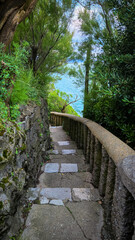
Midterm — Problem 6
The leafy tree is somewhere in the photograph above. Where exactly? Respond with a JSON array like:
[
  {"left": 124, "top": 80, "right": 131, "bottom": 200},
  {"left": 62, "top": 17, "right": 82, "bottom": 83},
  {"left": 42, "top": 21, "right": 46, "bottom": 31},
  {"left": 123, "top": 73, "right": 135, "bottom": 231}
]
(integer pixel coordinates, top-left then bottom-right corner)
[
  {"left": 13, "top": 0, "right": 74, "bottom": 75},
  {"left": 48, "top": 84, "right": 79, "bottom": 116},
  {"left": 68, "top": 6, "right": 100, "bottom": 113},
  {"left": 82, "top": 0, "right": 135, "bottom": 147}
]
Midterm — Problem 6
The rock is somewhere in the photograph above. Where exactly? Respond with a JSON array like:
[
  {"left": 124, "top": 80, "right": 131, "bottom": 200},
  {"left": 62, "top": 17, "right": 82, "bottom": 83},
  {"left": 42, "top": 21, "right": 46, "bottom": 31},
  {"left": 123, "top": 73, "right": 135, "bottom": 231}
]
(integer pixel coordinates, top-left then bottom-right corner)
[
  {"left": 49, "top": 199, "right": 64, "bottom": 206},
  {"left": 0, "top": 99, "right": 50, "bottom": 239}
]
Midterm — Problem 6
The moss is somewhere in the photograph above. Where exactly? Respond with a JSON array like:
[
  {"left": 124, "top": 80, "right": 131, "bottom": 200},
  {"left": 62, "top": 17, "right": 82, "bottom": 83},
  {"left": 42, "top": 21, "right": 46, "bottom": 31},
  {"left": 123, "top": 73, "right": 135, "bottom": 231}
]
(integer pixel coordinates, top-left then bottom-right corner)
[
  {"left": 0, "top": 201, "right": 3, "bottom": 209},
  {"left": 0, "top": 183, "right": 5, "bottom": 190},
  {"left": 2, "top": 177, "right": 9, "bottom": 184},
  {"left": 19, "top": 143, "right": 26, "bottom": 151},
  {"left": 34, "top": 199, "right": 40, "bottom": 204},
  {"left": 0, "top": 216, "right": 4, "bottom": 226},
  {"left": 0, "top": 122, "right": 5, "bottom": 136},
  {"left": 9, "top": 137, "right": 14, "bottom": 144},
  {"left": 3, "top": 149, "right": 8, "bottom": 158},
  {"left": 0, "top": 156, "right": 3, "bottom": 162},
  {"left": 13, "top": 176, "right": 18, "bottom": 184}
]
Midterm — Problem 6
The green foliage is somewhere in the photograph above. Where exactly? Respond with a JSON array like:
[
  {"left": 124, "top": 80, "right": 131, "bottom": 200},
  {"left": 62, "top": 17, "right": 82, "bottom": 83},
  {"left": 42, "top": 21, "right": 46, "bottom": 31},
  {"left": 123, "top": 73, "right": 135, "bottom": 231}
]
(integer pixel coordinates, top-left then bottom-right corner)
[
  {"left": 71, "top": 0, "right": 135, "bottom": 147},
  {"left": 48, "top": 85, "right": 79, "bottom": 116},
  {"left": 0, "top": 42, "right": 39, "bottom": 124},
  {"left": 13, "top": 0, "right": 74, "bottom": 77},
  {"left": 0, "top": 100, "right": 8, "bottom": 120}
]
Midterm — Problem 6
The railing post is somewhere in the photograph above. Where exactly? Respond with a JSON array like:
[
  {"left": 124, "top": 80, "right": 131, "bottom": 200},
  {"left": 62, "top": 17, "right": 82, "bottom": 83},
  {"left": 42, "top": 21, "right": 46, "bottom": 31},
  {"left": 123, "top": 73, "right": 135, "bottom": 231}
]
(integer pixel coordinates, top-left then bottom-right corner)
[
  {"left": 101, "top": 158, "right": 116, "bottom": 239},
  {"left": 86, "top": 130, "right": 91, "bottom": 163},
  {"left": 89, "top": 133, "right": 95, "bottom": 172},
  {"left": 72, "top": 120, "right": 76, "bottom": 141},
  {"left": 83, "top": 125, "right": 88, "bottom": 157},
  {"left": 74, "top": 121, "right": 78, "bottom": 144},
  {"left": 77, "top": 122, "right": 81, "bottom": 149},
  {"left": 80, "top": 123, "right": 84, "bottom": 149},
  {"left": 99, "top": 146, "right": 109, "bottom": 197},
  {"left": 111, "top": 170, "right": 135, "bottom": 240},
  {"left": 92, "top": 138, "right": 102, "bottom": 188}
]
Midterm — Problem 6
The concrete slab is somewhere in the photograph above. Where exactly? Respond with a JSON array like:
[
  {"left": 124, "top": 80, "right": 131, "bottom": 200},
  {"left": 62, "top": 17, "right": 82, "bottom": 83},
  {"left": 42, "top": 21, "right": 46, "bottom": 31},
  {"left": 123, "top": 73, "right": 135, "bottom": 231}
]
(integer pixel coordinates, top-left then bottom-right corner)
[
  {"left": 52, "top": 150, "right": 59, "bottom": 154},
  {"left": 44, "top": 163, "right": 59, "bottom": 173},
  {"left": 66, "top": 201, "right": 103, "bottom": 240},
  {"left": 50, "top": 128, "right": 71, "bottom": 142},
  {"left": 21, "top": 205, "right": 87, "bottom": 240},
  {"left": 40, "top": 188, "right": 72, "bottom": 201},
  {"left": 50, "top": 199, "right": 64, "bottom": 206},
  {"left": 50, "top": 126, "right": 62, "bottom": 129},
  {"left": 38, "top": 172, "right": 92, "bottom": 188},
  {"left": 58, "top": 141, "right": 70, "bottom": 146},
  {"left": 62, "top": 149, "right": 76, "bottom": 155},
  {"left": 72, "top": 188, "right": 100, "bottom": 201},
  {"left": 49, "top": 154, "right": 85, "bottom": 163},
  {"left": 60, "top": 163, "right": 78, "bottom": 173}
]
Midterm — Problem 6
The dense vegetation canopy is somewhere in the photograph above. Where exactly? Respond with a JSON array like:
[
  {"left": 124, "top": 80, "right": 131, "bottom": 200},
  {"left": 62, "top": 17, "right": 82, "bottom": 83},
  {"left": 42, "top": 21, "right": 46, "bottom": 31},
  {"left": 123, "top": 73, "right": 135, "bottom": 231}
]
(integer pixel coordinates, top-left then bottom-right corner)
[{"left": 0, "top": 0, "right": 135, "bottom": 147}]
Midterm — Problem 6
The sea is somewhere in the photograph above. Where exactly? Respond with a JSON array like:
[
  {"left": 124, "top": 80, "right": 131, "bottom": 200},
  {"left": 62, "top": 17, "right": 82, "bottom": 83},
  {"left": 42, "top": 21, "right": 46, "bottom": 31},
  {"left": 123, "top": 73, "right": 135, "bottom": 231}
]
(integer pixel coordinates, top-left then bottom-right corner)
[{"left": 55, "top": 73, "right": 84, "bottom": 116}]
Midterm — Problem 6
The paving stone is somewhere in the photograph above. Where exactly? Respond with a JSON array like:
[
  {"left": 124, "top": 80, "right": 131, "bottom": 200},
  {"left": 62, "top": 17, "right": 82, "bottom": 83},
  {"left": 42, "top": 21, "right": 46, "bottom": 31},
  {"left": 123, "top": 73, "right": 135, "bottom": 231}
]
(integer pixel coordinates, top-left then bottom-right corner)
[
  {"left": 50, "top": 199, "right": 64, "bottom": 206},
  {"left": 52, "top": 150, "right": 59, "bottom": 154},
  {"left": 50, "top": 126, "right": 62, "bottom": 129},
  {"left": 72, "top": 187, "right": 100, "bottom": 202},
  {"left": 21, "top": 205, "right": 87, "bottom": 240},
  {"left": 66, "top": 201, "right": 103, "bottom": 240},
  {"left": 27, "top": 187, "right": 40, "bottom": 201},
  {"left": 60, "top": 163, "right": 78, "bottom": 173},
  {"left": 39, "top": 196, "right": 49, "bottom": 204},
  {"left": 49, "top": 158, "right": 89, "bottom": 171},
  {"left": 53, "top": 141, "right": 77, "bottom": 151},
  {"left": 44, "top": 163, "right": 59, "bottom": 173},
  {"left": 58, "top": 141, "right": 70, "bottom": 146},
  {"left": 72, "top": 188, "right": 91, "bottom": 201},
  {"left": 62, "top": 149, "right": 76, "bottom": 155},
  {"left": 40, "top": 188, "right": 72, "bottom": 201}
]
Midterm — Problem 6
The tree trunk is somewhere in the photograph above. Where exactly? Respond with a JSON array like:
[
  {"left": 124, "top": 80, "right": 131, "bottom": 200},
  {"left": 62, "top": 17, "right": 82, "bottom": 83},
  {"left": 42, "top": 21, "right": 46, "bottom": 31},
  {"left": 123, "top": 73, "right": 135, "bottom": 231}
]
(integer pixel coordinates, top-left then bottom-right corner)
[
  {"left": 83, "top": 46, "right": 91, "bottom": 115},
  {"left": 0, "top": 0, "right": 38, "bottom": 47}
]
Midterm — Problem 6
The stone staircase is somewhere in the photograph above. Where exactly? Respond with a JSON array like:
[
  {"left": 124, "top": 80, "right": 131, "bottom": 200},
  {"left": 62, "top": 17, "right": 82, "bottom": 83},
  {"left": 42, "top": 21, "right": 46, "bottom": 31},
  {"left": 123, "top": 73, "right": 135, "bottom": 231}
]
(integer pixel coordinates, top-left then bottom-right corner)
[{"left": 21, "top": 126, "right": 103, "bottom": 240}]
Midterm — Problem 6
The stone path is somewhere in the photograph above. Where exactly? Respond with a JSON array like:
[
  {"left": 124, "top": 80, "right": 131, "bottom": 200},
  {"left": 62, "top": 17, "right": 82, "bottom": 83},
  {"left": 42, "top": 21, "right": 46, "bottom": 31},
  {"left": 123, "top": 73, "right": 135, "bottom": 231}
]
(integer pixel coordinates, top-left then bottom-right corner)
[{"left": 21, "top": 126, "right": 103, "bottom": 240}]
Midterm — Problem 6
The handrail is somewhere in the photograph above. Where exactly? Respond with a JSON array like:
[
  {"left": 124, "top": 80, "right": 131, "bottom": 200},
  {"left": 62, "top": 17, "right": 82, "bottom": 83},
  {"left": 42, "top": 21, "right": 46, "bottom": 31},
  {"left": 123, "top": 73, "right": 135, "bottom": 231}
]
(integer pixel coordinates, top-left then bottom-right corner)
[
  {"left": 50, "top": 111, "right": 135, "bottom": 239},
  {"left": 51, "top": 112, "right": 135, "bottom": 166}
]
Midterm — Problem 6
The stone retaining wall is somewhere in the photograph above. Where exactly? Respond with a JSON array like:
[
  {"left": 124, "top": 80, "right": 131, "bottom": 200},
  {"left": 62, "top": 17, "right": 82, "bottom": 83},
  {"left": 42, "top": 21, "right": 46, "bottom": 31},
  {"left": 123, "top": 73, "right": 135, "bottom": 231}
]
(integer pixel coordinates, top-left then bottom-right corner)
[
  {"left": 0, "top": 100, "right": 50, "bottom": 239},
  {"left": 50, "top": 112, "right": 135, "bottom": 240}
]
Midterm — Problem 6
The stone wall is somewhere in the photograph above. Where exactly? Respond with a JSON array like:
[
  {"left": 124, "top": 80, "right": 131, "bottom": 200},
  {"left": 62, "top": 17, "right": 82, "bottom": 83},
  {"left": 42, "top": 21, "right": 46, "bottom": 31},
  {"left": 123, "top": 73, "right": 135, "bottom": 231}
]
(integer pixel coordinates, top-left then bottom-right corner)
[{"left": 0, "top": 99, "right": 50, "bottom": 239}]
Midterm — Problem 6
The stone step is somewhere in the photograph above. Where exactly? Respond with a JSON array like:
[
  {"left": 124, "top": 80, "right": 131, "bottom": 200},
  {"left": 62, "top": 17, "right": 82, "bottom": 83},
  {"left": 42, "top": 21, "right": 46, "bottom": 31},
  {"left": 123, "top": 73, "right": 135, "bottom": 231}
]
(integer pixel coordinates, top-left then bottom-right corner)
[
  {"left": 21, "top": 202, "right": 103, "bottom": 240},
  {"left": 50, "top": 127, "right": 71, "bottom": 141},
  {"left": 20, "top": 125, "right": 104, "bottom": 240},
  {"left": 44, "top": 161, "right": 90, "bottom": 172},
  {"left": 52, "top": 141, "right": 77, "bottom": 150},
  {"left": 38, "top": 172, "right": 93, "bottom": 188},
  {"left": 27, "top": 187, "right": 100, "bottom": 203},
  {"left": 49, "top": 154, "right": 85, "bottom": 163},
  {"left": 44, "top": 163, "right": 78, "bottom": 173},
  {"left": 48, "top": 149, "right": 84, "bottom": 155}
]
